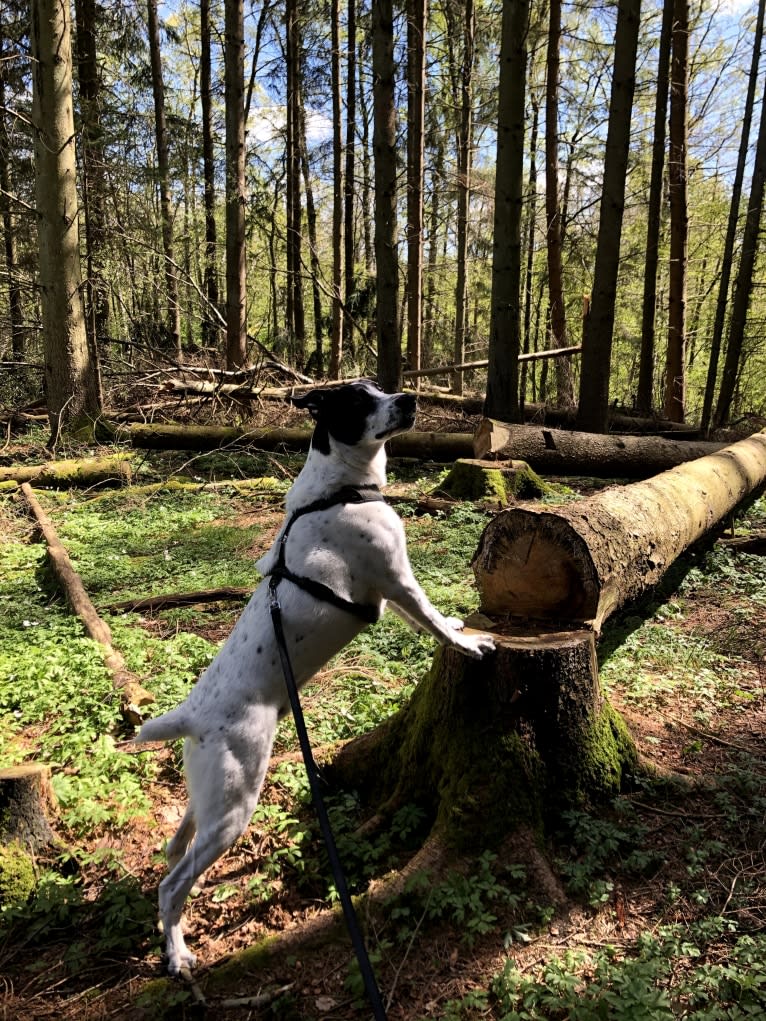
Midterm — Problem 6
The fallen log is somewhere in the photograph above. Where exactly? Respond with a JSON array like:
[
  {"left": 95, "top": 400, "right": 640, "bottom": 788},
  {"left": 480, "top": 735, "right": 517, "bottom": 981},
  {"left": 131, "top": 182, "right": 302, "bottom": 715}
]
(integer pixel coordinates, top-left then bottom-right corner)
[
  {"left": 101, "top": 421, "right": 475, "bottom": 460},
  {"left": 18, "top": 484, "right": 154, "bottom": 722},
  {"left": 0, "top": 454, "right": 133, "bottom": 490},
  {"left": 472, "top": 430, "right": 766, "bottom": 631},
  {"left": 473, "top": 420, "right": 725, "bottom": 477},
  {"left": 402, "top": 345, "right": 583, "bottom": 380}
]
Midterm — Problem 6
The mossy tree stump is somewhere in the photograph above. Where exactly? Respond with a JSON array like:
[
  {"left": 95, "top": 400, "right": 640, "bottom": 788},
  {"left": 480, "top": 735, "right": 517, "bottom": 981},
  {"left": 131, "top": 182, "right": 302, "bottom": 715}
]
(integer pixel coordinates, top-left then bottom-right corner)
[
  {"left": 434, "top": 458, "right": 551, "bottom": 506},
  {"left": 327, "top": 626, "right": 637, "bottom": 853}
]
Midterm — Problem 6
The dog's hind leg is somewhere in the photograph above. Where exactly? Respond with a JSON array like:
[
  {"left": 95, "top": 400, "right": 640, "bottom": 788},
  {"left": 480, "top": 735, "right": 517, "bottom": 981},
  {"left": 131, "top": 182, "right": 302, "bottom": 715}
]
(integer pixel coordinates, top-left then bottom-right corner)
[
  {"left": 166, "top": 806, "right": 196, "bottom": 871},
  {"left": 159, "top": 813, "right": 253, "bottom": 974}
]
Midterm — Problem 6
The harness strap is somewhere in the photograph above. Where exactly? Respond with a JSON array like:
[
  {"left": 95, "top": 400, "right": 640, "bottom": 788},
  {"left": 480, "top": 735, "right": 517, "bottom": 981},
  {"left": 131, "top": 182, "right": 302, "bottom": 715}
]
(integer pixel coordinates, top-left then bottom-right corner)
[{"left": 265, "top": 484, "right": 385, "bottom": 623}]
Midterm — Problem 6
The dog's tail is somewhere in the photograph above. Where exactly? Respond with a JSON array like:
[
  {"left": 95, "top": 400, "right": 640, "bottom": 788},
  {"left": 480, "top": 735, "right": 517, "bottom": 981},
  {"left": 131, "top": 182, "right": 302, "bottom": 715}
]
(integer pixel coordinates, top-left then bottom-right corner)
[{"left": 134, "top": 706, "right": 191, "bottom": 744}]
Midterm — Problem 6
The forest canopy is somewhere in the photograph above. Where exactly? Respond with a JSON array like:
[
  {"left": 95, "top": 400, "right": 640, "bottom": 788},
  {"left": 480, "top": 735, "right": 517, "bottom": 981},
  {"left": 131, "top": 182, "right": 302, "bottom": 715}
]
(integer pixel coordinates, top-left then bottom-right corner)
[{"left": 0, "top": 0, "right": 764, "bottom": 433}]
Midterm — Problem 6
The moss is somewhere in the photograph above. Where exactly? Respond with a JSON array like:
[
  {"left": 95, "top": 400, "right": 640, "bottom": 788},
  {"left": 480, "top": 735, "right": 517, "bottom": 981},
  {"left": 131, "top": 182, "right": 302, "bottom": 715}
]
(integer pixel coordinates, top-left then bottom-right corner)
[
  {"left": 0, "top": 841, "right": 37, "bottom": 906},
  {"left": 553, "top": 701, "right": 638, "bottom": 810},
  {"left": 436, "top": 458, "right": 552, "bottom": 505}
]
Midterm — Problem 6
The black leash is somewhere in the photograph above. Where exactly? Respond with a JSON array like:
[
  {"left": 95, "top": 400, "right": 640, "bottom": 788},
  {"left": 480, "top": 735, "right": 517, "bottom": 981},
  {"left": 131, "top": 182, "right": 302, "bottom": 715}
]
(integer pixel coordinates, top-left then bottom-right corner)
[{"left": 267, "top": 487, "right": 388, "bottom": 1020}]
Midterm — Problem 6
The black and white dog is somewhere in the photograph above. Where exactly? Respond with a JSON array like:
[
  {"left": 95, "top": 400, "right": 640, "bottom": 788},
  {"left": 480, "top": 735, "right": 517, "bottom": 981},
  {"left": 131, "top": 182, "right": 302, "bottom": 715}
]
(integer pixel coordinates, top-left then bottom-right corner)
[{"left": 136, "top": 379, "right": 495, "bottom": 974}]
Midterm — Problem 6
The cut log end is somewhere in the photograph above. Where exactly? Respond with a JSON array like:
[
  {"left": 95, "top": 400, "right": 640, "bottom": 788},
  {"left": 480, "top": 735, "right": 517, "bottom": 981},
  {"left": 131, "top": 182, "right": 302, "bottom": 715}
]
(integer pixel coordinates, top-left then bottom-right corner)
[{"left": 472, "top": 508, "right": 600, "bottom": 623}]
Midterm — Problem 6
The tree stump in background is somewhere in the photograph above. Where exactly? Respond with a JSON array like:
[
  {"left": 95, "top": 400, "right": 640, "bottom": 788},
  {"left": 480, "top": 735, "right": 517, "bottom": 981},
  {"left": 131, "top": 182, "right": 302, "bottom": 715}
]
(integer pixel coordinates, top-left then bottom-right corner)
[{"left": 0, "top": 764, "right": 58, "bottom": 853}]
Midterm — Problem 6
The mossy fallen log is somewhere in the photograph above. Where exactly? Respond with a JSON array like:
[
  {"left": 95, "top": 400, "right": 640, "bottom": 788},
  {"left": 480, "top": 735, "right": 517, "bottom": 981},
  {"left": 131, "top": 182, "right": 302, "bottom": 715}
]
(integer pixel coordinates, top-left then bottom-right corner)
[
  {"left": 0, "top": 454, "right": 133, "bottom": 490},
  {"left": 18, "top": 484, "right": 155, "bottom": 722},
  {"left": 99, "top": 421, "right": 474, "bottom": 460}
]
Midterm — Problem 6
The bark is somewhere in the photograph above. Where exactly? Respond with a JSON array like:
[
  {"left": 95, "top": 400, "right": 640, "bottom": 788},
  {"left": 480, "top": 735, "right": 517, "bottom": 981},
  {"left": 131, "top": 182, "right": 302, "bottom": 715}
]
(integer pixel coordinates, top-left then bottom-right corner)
[
  {"left": 340, "top": 0, "right": 357, "bottom": 374},
  {"left": 473, "top": 419, "right": 723, "bottom": 477},
  {"left": 111, "top": 421, "right": 475, "bottom": 459},
  {"left": 200, "top": 0, "right": 220, "bottom": 346},
  {"left": 330, "top": 0, "right": 343, "bottom": 376},
  {"left": 0, "top": 765, "right": 58, "bottom": 853},
  {"left": 521, "top": 92, "right": 540, "bottom": 412},
  {"left": 713, "top": 18, "right": 766, "bottom": 429},
  {"left": 451, "top": 0, "right": 473, "bottom": 396},
  {"left": 702, "top": 0, "right": 765, "bottom": 433},
  {"left": 31, "top": 0, "right": 102, "bottom": 441},
  {"left": 0, "top": 40, "right": 24, "bottom": 359},
  {"left": 636, "top": 0, "right": 673, "bottom": 416},
  {"left": 147, "top": 0, "right": 181, "bottom": 356},
  {"left": 225, "top": 0, "right": 247, "bottom": 370},
  {"left": 576, "top": 0, "right": 641, "bottom": 433},
  {"left": 0, "top": 455, "right": 133, "bottom": 488},
  {"left": 19, "top": 483, "right": 155, "bottom": 721},
  {"left": 472, "top": 430, "right": 766, "bottom": 631},
  {"left": 663, "top": 0, "right": 688, "bottom": 423},
  {"left": 73, "top": 0, "right": 110, "bottom": 351},
  {"left": 372, "top": 0, "right": 401, "bottom": 391},
  {"left": 406, "top": 0, "right": 427, "bottom": 383},
  {"left": 285, "top": 0, "right": 305, "bottom": 368},
  {"left": 544, "top": 0, "right": 573, "bottom": 407},
  {"left": 328, "top": 627, "right": 636, "bottom": 848},
  {"left": 298, "top": 86, "right": 323, "bottom": 374},
  {"left": 485, "top": 0, "right": 528, "bottom": 422}
]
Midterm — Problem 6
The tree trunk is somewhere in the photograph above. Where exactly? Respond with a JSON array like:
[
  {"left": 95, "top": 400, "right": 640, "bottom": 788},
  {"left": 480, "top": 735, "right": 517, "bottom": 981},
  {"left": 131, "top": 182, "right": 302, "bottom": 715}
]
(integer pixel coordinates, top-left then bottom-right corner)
[
  {"left": 451, "top": 0, "right": 473, "bottom": 397},
  {"left": 484, "top": 0, "right": 529, "bottom": 422},
  {"left": 407, "top": 0, "right": 427, "bottom": 384},
  {"left": 636, "top": 0, "right": 673, "bottom": 416},
  {"left": 713, "top": 18, "right": 766, "bottom": 429},
  {"left": 225, "top": 0, "right": 247, "bottom": 370},
  {"left": 473, "top": 419, "right": 725, "bottom": 477},
  {"left": 73, "top": 0, "right": 110, "bottom": 350},
  {"left": 328, "top": 626, "right": 636, "bottom": 851},
  {"left": 702, "top": 0, "right": 765, "bottom": 433},
  {"left": 473, "top": 430, "right": 766, "bottom": 631},
  {"left": 0, "top": 41, "right": 24, "bottom": 360},
  {"left": 31, "top": 0, "right": 102, "bottom": 442},
  {"left": 521, "top": 93, "right": 540, "bottom": 413},
  {"left": 147, "top": 0, "right": 181, "bottom": 357},
  {"left": 330, "top": 0, "right": 343, "bottom": 377},
  {"left": 200, "top": 0, "right": 220, "bottom": 347},
  {"left": 663, "top": 0, "right": 688, "bottom": 423},
  {"left": 19, "top": 483, "right": 155, "bottom": 721},
  {"left": 544, "top": 0, "right": 573, "bottom": 408},
  {"left": 575, "top": 0, "right": 641, "bottom": 433},
  {"left": 340, "top": 0, "right": 357, "bottom": 373},
  {"left": 285, "top": 0, "right": 306, "bottom": 369},
  {"left": 372, "top": 0, "right": 401, "bottom": 391},
  {"left": 298, "top": 83, "right": 323, "bottom": 374}
]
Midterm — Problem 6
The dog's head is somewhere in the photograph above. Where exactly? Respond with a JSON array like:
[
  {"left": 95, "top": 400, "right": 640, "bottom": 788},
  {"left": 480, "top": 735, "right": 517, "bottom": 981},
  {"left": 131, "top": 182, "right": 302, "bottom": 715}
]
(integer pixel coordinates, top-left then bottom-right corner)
[{"left": 292, "top": 379, "right": 417, "bottom": 455}]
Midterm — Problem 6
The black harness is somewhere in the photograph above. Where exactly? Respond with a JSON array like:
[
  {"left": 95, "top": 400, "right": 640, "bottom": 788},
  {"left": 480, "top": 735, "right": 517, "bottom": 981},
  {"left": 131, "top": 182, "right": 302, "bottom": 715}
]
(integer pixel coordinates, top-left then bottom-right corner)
[
  {"left": 265, "top": 484, "right": 385, "bottom": 623},
  {"left": 267, "top": 484, "right": 388, "bottom": 1020}
]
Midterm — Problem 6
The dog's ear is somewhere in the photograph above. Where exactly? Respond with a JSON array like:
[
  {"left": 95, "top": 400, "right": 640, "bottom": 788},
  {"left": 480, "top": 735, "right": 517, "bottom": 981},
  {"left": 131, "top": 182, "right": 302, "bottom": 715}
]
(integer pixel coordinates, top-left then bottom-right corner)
[{"left": 291, "top": 388, "right": 326, "bottom": 420}]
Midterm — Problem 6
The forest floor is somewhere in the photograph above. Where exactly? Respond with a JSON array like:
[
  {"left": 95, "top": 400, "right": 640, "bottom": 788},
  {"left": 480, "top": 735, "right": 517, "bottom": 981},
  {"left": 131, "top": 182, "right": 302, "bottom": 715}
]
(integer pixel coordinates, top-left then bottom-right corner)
[{"left": 0, "top": 398, "right": 765, "bottom": 1020}]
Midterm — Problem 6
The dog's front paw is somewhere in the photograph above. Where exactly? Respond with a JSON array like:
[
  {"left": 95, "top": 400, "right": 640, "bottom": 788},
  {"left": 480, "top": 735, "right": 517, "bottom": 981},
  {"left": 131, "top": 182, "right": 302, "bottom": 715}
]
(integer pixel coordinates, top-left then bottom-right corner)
[
  {"left": 452, "top": 631, "right": 496, "bottom": 659},
  {"left": 445, "top": 616, "right": 465, "bottom": 631}
]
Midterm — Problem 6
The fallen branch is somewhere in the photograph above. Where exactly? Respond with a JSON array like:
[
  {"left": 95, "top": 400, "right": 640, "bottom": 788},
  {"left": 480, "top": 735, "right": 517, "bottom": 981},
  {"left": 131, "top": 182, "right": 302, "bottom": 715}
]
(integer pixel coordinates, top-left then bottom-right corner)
[
  {"left": 107, "top": 586, "right": 252, "bottom": 613},
  {"left": 18, "top": 484, "right": 154, "bottom": 722},
  {"left": 402, "top": 345, "right": 582, "bottom": 380}
]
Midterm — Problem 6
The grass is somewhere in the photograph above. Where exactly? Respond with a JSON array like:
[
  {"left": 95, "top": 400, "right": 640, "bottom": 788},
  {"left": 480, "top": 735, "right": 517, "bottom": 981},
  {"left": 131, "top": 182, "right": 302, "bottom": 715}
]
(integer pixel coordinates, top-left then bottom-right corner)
[{"left": 1, "top": 453, "right": 765, "bottom": 1019}]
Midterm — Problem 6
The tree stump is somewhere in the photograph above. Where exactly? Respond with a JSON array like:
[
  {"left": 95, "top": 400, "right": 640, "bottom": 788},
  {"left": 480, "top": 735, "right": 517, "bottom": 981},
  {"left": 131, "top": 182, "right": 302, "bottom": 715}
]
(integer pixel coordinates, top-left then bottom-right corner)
[
  {"left": 433, "top": 458, "right": 551, "bottom": 506},
  {"left": 0, "top": 765, "right": 58, "bottom": 852},
  {"left": 327, "top": 626, "right": 636, "bottom": 852}
]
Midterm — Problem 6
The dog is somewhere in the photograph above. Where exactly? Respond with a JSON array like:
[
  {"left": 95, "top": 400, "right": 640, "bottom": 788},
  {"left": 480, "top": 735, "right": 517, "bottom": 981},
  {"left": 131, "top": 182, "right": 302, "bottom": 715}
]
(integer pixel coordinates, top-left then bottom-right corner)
[{"left": 135, "top": 379, "right": 495, "bottom": 975}]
